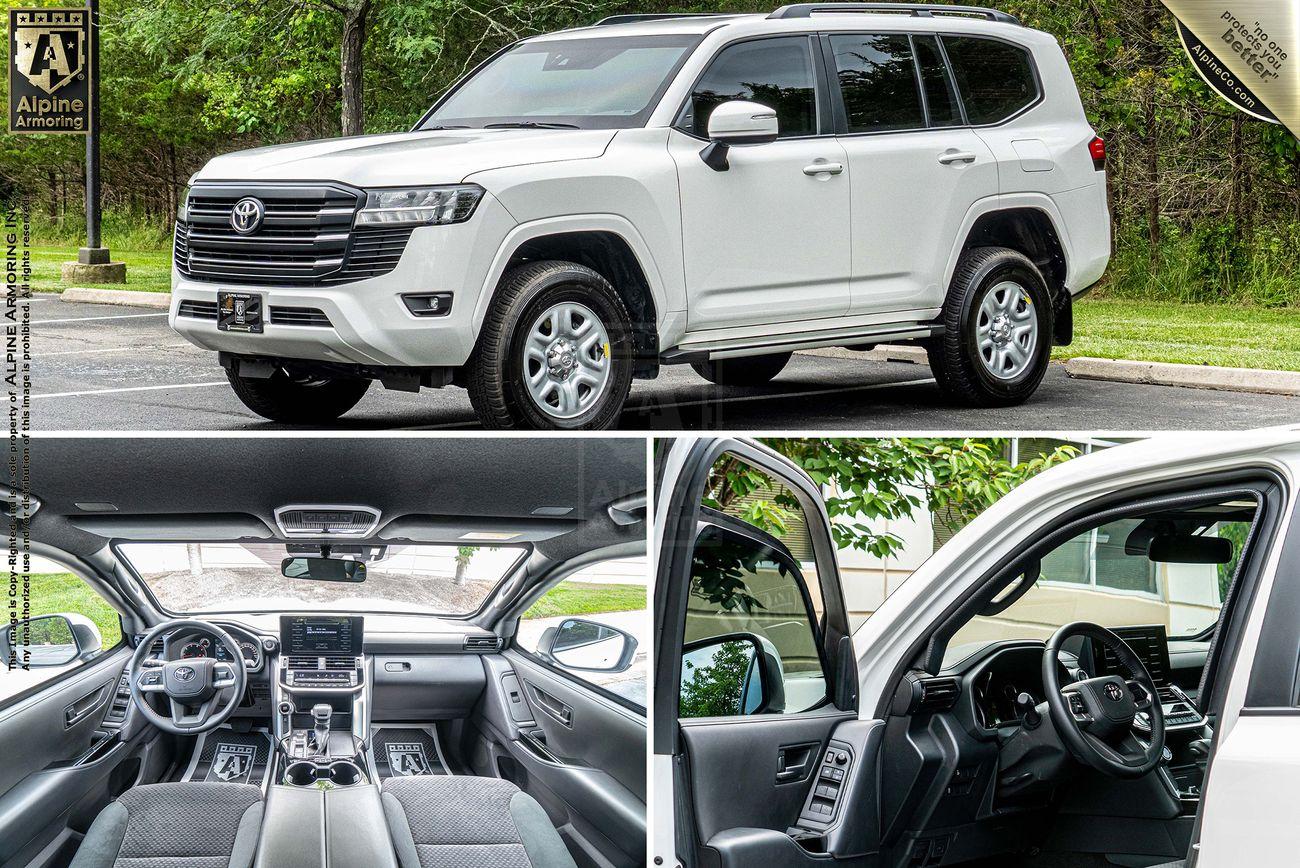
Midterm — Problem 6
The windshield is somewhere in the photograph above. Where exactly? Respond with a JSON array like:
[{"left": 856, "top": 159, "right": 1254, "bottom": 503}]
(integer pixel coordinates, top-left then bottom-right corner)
[
  {"left": 118, "top": 542, "right": 527, "bottom": 616},
  {"left": 422, "top": 35, "right": 700, "bottom": 130}
]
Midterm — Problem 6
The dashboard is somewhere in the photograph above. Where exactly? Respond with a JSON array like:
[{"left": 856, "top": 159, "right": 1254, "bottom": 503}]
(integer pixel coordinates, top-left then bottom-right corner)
[
  {"left": 967, "top": 644, "right": 1077, "bottom": 729},
  {"left": 166, "top": 622, "right": 272, "bottom": 671}
]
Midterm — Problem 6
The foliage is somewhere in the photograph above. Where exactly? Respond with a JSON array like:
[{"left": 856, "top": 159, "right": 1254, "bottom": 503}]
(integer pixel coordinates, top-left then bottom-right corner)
[
  {"left": 522, "top": 582, "right": 646, "bottom": 619},
  {"left": 705, "top": 439, "right": 1077, "bottom": 563},
  {"left": 679, "top": 638, "right": 749, "bottom": 718}
]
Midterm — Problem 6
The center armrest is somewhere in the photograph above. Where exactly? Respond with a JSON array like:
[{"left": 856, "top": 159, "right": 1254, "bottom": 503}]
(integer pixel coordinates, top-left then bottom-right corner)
[{"left": 253, "top": 784, "right": 398, "bottom": 868}]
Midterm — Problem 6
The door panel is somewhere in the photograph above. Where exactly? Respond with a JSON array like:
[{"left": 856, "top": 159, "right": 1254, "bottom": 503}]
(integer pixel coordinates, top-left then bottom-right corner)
[
  {"left": 671, "top": 130, "right": 852, "bottom": 331},
  {"left": 0, "top": 646, "right": 134, "bottom": 866},
  {"left": 478, "top": 650, "right": 646, "bottom": 868}
]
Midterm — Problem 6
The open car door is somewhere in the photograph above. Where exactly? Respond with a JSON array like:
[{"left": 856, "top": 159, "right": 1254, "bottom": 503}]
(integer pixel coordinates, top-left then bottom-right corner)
[{"left": 654, "top": 438, "right": 879, "bottom": 868}]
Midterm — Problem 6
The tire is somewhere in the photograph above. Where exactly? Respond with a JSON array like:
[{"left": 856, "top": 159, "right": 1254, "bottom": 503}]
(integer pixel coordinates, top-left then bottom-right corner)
[
  {"left": 925, "top": 246, "right": 1053, "bottom": 407},
  {"left": 225, "top": 368, "right": 370, "bottom": 424},
  {"left": 467, "top": 260, "right": 634, "bottom": 430},
  {"left": 691, "top": 352, "right": 792, "bottom": 386}
]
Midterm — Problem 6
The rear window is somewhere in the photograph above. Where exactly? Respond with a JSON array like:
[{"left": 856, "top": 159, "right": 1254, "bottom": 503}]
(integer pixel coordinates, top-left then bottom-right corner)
[
  {"left": 942, "top": 36, "right": 1039, "bottom": 124},
  {"left": 829, "top": 34, "right": 924, "bottom": 132}
]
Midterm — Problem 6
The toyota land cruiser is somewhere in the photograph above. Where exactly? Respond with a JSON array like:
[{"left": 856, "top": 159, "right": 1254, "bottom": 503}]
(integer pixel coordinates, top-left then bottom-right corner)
[{"left": 170, "top": 3, "right": 1110, "bottom": 428}]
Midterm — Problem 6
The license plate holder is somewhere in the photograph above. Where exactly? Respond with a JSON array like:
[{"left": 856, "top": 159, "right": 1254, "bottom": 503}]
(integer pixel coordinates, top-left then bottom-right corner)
[{"left": 217, "top": 292, "right": 264, "bottom": 333}]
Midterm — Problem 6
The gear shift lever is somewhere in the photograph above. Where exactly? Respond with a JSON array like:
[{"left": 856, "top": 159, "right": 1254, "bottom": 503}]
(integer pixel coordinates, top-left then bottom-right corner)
[{"left": 311, "top": 704, "right": 332, "bottom": 757}]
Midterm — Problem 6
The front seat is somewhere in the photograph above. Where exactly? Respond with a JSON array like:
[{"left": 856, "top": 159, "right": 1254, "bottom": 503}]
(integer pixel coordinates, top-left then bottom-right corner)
[
  {"left": 69, "top": 782, "right": 263, "bottom": 868},
  {"left": 381, "top": 776, "right": 577, "bottom": 868}
]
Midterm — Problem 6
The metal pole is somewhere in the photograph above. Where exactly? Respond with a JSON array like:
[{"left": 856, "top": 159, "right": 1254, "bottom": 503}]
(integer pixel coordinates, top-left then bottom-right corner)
[{"left": 84, "top": 0, "right": 100, "bottom": 255}]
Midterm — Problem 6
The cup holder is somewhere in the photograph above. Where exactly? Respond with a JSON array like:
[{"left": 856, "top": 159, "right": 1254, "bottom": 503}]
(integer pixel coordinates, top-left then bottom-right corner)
[
  {"left": 328, "top": 761, "right": 363, "bottom": 786},
  {"left": 284, "top": 761, "right": 318, "bottom": 787}
]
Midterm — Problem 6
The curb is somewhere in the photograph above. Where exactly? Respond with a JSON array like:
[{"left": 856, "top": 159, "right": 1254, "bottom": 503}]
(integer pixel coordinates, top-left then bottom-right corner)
[
  {"left": 1065, "top": 357, "right": 1300, "bottom": 397},
  {"left": 60, "top": 288, "right": 172, "bottom": 310}
]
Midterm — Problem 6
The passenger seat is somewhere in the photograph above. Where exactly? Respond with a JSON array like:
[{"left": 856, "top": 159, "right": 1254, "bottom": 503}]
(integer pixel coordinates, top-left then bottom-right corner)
[{"left": 380, "top": 775, "right": 577, "bottom": 868}]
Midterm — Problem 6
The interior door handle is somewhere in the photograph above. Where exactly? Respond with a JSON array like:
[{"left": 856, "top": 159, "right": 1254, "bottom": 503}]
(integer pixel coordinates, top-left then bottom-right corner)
[
  {"left": 938, "top": 151, "right": 978, "bottom": 165},
  {"left": 803, "top": 162, "right": 844, "bottom": 176},
  {"left": 528, "top": 685, "right": 573, "bottom": 727},
  {"left": 775, "top": 742, "right": 819, "bottom": 784}
]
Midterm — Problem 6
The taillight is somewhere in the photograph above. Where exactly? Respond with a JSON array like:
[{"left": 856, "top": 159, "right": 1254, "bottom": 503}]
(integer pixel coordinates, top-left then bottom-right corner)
[{"left": 1088, "top": 135, "right": 1106, "bottom": 171}]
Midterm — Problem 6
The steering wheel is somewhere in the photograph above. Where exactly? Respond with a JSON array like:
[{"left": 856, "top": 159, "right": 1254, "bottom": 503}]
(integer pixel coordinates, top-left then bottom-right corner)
[
  {"left": 1042, "top": 622, "right": 1165, "bottom": 779},
  {"left": 128, "top": 619, "right": 248, "bottom": 735}
]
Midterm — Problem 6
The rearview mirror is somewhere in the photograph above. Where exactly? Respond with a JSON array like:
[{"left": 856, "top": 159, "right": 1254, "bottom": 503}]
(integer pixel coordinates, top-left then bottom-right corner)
[
  {"left": 1146, "top": 533, "right": 1233, "bottom": 564},
  {"left": 281, "top": 557, "right": 367, "bottom": 583},
  {"left": 680, "top": 632, "right": 785, "bottom": 718},
  {"left": 700, "top": 100, "right": 779, "bottom": 171},
  {"left": 537, "top": 618, "right": 638, "bottom": 673},
  {"left": 0, "top": 613, "right": 103, "bottom": 668}
]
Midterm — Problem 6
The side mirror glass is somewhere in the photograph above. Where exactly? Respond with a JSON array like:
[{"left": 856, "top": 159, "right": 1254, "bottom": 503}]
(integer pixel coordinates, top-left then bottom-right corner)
[
  {"left": 706, "top": 100, "right": 780, "bottom": 144},
  {"left": 1, "top": 613, "right": 102, "bottom": 668},
  {"left": 680, "top": 632, "right": 786, "bottom": 718},
  {"left": 281, "top": 557, "right": 367, "bottom": 583},
  {"left": 537, "top": 618, "right": 638, "bottom": 673}
]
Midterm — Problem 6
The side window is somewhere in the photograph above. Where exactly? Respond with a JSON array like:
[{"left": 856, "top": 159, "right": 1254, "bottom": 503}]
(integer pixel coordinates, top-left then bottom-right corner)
[
  {"left": 685, "top": 37, "right": 818, "bottom": 138},
  {"left": 1, "top": 560, "right": 124, "bottom": 705},
  {"left": 941, "top": 36, "right": 1038, "bottom": 124},
  {"left": 829, "top": 33, "right": 924, "bottom": 132},
  {"left": 516, "top": 556, "right": 647, "bottom": 711},
  {"left": 912, "top": 35, "right": 962, "bottom": 127},
  {"left": 678, "top": 453, "right": 832, "bottom": 719}
]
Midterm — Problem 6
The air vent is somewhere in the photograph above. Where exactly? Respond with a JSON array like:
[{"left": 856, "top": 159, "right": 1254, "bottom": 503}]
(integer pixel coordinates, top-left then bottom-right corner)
[
  {"left": 285, "top": 656, "right": 320, "bottom": 670},
  {"left": 913, "top": 677, "right": 961, "bottom": 713},
  {"left": 323, "top": 656, "right": 358, "bottom": 670},
  {"left": 150, "top": 638, "right": 165, "bottom": 655},
  {"left": 274, "top": 505, "right": 381, "bottom": 538},
  {"left": 177, "top": 299, "right": 218, "bottom": 320},
  {"left": 464, "top": 635, "right": 502, "bottom": 652}
]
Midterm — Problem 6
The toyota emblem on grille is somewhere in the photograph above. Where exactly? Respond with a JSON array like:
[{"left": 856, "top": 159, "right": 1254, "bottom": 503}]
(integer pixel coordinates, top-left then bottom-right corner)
[
  {"left": 174, "top": 666, "right": 196, "bottom": 682},
  {"left": 230, "top": 197, "right": 265, "bottom": 235},
  {"left": 1104, "top": 682, "right": 1124, "bottom": 701}
]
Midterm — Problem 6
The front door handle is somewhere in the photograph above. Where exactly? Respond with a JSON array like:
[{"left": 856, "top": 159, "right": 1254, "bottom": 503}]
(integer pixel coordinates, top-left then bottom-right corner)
[
  {"left": 803, "top": 161, "right": 844, "bottom": 176},
  {"left": 938, "top": 151, "right": 978, "bottom": 165}
]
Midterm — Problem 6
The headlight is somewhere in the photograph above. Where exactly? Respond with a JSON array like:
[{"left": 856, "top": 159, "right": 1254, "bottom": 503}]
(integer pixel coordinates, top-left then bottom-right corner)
[
  {"left": 177, "top": 185, "right": 191, "bottom": 222},
  {"left": 354, "top": 184, "right": 484, "bottom": 228}
]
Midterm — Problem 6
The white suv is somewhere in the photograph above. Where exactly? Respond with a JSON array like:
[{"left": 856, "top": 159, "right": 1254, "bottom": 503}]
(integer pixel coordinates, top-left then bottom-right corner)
[{"left": 170, "top": 3, "right": 1110, "bottom": 429}]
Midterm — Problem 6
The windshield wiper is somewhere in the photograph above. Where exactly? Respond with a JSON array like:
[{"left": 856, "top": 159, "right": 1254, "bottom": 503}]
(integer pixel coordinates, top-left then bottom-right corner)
[
  {"left": 422, "top": 124, "right": 471, "bottom": 130},
  {"left": 484, "top": 121, "right": 581, "bottom": 130}
]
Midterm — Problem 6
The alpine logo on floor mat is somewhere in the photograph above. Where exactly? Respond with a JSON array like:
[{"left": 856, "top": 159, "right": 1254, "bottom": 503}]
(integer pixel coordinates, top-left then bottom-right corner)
[
  {"left": 385, "top": 742, "right": 433, "bottom": 777},
  {"left": 206, "top": 743, "right": 256, "bottom": 784}
]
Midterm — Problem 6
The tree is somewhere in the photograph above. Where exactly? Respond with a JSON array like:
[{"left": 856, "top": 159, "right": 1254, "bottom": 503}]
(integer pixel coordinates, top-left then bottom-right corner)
[
  {"left": 704, "top": 438, "right": 1078, "bottom": 562},
  {"left": 453, "top": 545, "right": 475, "bottom": 585},
  {"left": 679, "top": 639, "right": 750, "bottom": 718}
]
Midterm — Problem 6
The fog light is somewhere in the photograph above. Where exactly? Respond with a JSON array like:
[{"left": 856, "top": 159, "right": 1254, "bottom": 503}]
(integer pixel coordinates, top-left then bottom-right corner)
[{"left": 402, "top": 292, "right": 453, "bottom": 317}]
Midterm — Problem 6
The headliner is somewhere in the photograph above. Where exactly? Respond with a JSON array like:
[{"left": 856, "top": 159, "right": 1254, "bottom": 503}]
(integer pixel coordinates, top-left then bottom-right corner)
[{"left": 24, "top": 437, "right": 645, "bottom": 561}]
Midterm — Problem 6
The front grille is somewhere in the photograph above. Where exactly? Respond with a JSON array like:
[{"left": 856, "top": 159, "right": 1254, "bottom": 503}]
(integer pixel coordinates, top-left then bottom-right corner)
[
  {"left": 177, "top": 299, "right": 218, "bottom": 320},
  {"left": 175, "top": 184, "right": 413, "bottom": 286},
  {"left": 269, "top": 306, "right": 331, "bottom": 327}
]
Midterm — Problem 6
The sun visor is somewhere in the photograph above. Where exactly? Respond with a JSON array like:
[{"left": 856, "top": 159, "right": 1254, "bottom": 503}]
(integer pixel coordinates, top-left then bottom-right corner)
[
  {"left": 378, "top": 514, "right": 577, "bottom": 544},
  {"left": 67, "top": 513, "right": 275, "bottom": 540}
]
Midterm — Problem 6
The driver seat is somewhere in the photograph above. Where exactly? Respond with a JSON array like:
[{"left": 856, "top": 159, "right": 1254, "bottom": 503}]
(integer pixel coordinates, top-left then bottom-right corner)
[{"left": 69, "top": 782, "right": 263, "bottom": 868}]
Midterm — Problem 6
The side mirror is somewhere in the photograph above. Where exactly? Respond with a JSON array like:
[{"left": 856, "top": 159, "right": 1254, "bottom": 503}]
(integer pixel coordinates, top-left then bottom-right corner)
[
  {"left": 1, "top": 613, "right": 103, "bottom": 668},
  {"left": 537, "top": 618, "right": 639, "bottom": 673},
  {"left": 679, "top": 631, "right": 786, "bottom": 718},
  {"left": 281, "top": 557, "right": 367, "bottom": 583},
  {"left": 700, "top": 100, "right": 779, "bottom": 172}
]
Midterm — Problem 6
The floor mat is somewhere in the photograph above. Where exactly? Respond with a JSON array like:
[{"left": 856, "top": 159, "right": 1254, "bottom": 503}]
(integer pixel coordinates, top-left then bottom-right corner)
[
  {"left": 370, "top": 726, "right": 451, "bottom": 779},
  {"left": 180, "top": 727, "right": 274, "bottom": 788}
]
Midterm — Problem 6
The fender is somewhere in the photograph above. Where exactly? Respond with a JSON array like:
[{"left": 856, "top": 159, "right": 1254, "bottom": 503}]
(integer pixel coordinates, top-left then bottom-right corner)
[
  {"left": 471, "top": 214, "right": 679, "bottom": 340},
  {"left": 941, "top": 193, "right": 1075, "bottom": 294}
]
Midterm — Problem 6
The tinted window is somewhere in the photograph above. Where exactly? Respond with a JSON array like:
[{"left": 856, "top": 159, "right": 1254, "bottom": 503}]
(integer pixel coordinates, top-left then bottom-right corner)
[
  {"left": 913, "top": 35, "right": 961, "bottom": 127},
  {"left": 830, "top": 34, "right": 923, "bottom": 132},
  {"left": 687, "top": 37, "right": 817, "bottom": 138},
  {"left": 942, "top": 36, "right": 1038, "bottom": 124}
]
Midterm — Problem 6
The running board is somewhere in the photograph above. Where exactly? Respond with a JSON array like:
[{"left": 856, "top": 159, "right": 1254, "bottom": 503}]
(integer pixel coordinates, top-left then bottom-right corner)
[{"left": 661, "top": 322, "right": 941, "bottom": 364}]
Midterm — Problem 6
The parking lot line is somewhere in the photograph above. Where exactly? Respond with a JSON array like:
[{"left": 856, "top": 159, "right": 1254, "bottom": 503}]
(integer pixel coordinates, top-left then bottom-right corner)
[
  {"left": 34, "top": 313, "right": 169, "bottom": 325},
  {"left": 42, "top": 345, "right": 192, "bottom": 358},
  {"left": 34, "top": 381, "right": 229, "bottom": 400}
]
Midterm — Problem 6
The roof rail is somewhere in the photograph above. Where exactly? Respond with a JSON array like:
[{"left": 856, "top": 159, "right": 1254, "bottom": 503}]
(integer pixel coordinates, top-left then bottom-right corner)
[
  {"left": 594, "top": 13, "right": 732, "bottom": 26},
  {"left": 767, "top": 3, "right": 1021, "bottom": 24}
]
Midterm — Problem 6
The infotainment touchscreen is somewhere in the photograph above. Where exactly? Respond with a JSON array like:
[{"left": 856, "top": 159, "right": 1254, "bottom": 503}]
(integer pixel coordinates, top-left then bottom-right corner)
[
  {"left": 1092, "top": 624, "right": 1172, "bottom": 685},
  {"left": 280, "top": 615, "right": 363, "bottom": 655}
]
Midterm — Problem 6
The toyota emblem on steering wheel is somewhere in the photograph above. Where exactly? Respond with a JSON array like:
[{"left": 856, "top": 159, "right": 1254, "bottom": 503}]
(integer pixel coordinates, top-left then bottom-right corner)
[
  {"left": 174, "top": 666, "right": 196, "bottom": 682},
  {"left": 1104, "top": 682, "right": 1123, "bottom": 701}
]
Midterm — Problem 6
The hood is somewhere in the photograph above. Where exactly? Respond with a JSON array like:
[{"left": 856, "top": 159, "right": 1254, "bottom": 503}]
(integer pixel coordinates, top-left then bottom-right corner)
[{"left": 195, "top": 128, "right": 618, "bottom": 187}]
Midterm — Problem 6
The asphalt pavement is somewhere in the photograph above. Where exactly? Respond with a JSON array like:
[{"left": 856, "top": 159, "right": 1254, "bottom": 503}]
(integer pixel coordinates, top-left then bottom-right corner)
[{"left": 34, "top": 294, "right": 1299, "bottom": 431}]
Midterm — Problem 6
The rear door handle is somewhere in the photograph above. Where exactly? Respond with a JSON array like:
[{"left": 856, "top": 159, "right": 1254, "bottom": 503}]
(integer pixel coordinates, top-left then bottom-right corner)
[
  {"left": 803, "top": 161, "right": 844, "bottom": 176},
  {"left": 938, "top": 151, "right": 978, "bottom": 165}
]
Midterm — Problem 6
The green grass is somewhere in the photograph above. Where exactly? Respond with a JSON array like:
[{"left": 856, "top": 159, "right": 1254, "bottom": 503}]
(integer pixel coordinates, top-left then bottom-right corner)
[
  {"left": 523, "top": 583, "right": 646, "bottom": 620},
  {"left": 27, "top": 573, "right": 124, "bottom": 648},
  {"left": 1054, "top": 297, "right": 1300, "bottom": 372},
  {"left": 33, "top": 245, "right": 173, "bottom": 294}
]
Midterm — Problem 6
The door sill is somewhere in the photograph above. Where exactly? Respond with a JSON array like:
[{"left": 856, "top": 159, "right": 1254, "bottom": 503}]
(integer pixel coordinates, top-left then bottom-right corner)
[{"left": 662, "top": 311, "right": 941, "bottom": 363}]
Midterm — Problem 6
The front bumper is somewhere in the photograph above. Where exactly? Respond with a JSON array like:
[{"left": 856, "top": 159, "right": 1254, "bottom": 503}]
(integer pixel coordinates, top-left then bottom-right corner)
[{"left": 169, "top": 194, "right": 515, "bottom": 369}]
